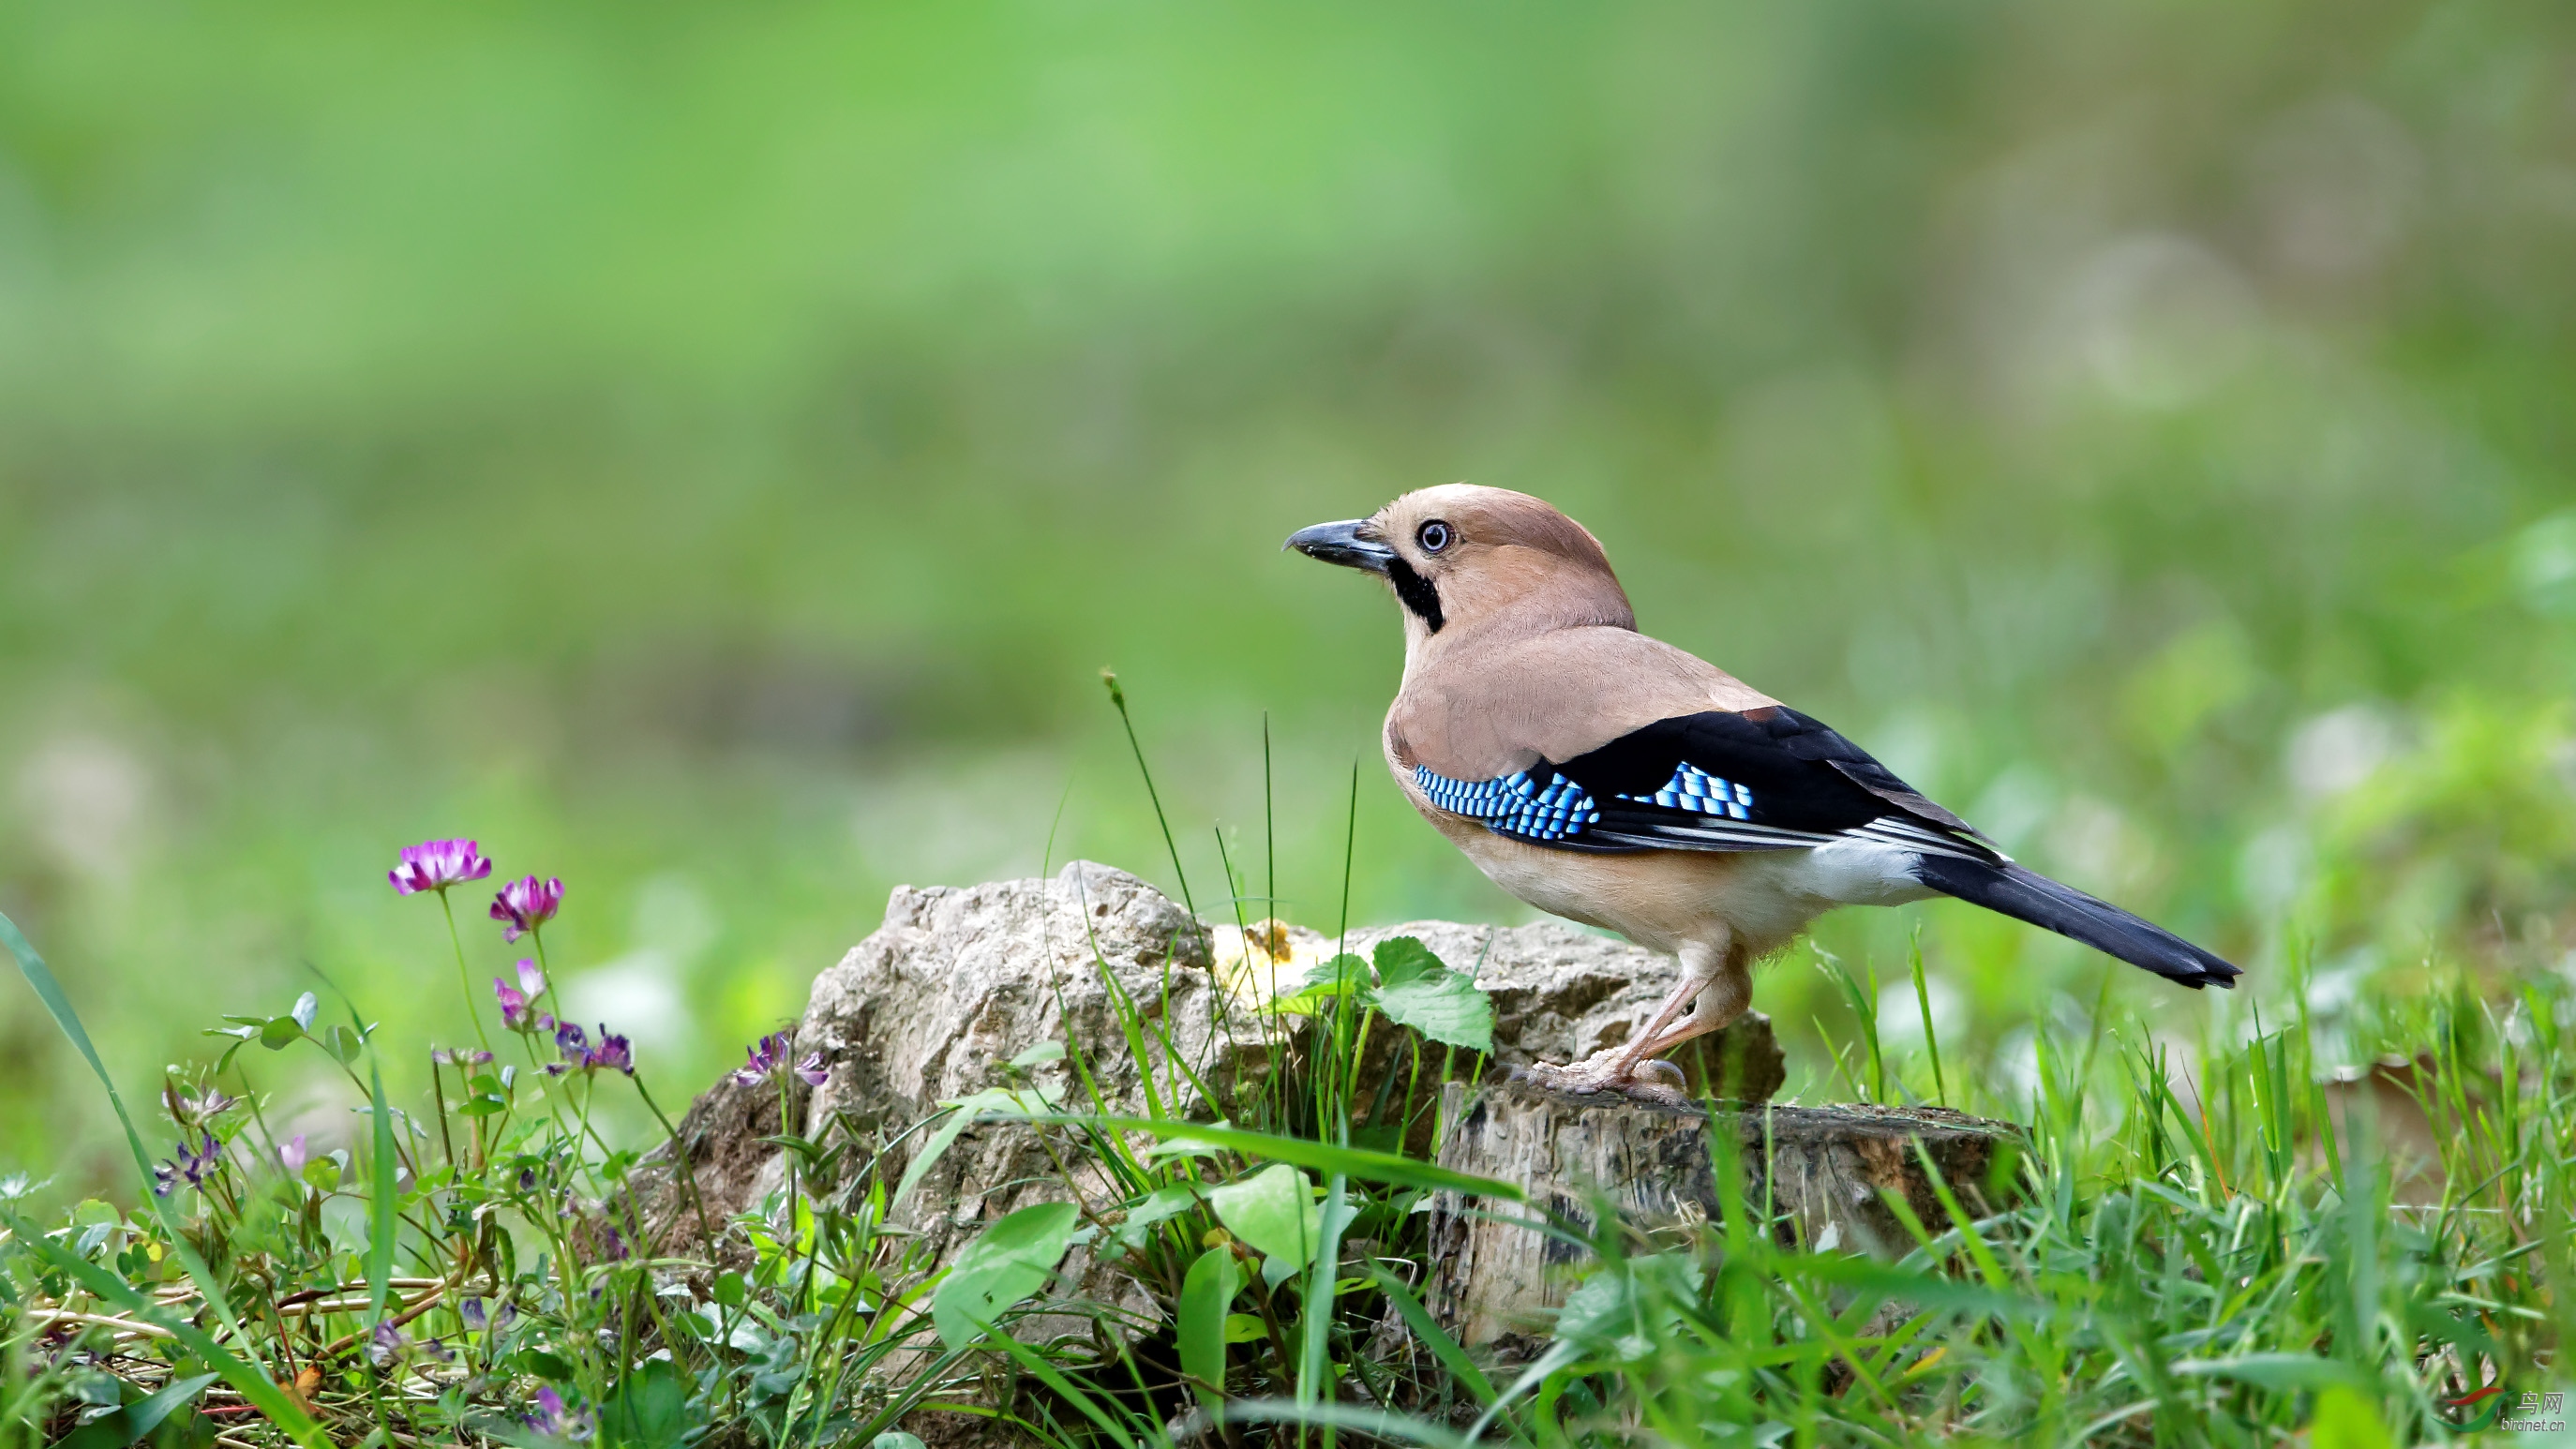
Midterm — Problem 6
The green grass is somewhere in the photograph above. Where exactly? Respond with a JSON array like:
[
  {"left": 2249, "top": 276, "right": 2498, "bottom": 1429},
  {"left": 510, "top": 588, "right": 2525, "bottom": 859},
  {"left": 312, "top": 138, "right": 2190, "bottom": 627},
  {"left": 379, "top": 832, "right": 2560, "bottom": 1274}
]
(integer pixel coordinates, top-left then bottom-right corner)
[
  {"left": 2, "top": 716, "right": 2566, "bottom": 1446},
  {"left": 6, "top": 0, "right": 2576, "bottom": 1184}
]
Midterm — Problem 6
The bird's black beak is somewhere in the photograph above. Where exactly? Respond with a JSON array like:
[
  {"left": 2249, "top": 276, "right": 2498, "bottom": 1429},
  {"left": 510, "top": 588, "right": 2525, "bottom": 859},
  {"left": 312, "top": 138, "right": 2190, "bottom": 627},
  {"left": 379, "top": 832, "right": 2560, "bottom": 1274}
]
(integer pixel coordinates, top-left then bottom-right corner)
[{"left": 1284, "top": 518, "right": 1396, "bottom": 575}]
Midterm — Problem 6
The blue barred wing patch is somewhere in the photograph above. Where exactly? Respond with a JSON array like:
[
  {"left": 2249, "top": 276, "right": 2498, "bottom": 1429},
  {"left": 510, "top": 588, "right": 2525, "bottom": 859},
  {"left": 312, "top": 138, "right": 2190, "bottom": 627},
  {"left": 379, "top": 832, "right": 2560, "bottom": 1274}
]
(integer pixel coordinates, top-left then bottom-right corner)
[
  {"left": 1620, "top": 763, "right": 1753, "bottom": 820},
  {"left": 1413, "top": 765, "right": 1600, "bottom": 842}
]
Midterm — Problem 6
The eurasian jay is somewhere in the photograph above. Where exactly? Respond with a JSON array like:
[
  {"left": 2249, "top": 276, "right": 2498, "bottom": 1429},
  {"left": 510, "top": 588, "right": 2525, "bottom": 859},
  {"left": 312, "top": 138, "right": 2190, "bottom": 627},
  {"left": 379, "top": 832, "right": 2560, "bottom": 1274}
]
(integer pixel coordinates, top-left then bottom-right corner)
[{"left": 1288, "top": 485, "right": 2239, "bottom": 1102}]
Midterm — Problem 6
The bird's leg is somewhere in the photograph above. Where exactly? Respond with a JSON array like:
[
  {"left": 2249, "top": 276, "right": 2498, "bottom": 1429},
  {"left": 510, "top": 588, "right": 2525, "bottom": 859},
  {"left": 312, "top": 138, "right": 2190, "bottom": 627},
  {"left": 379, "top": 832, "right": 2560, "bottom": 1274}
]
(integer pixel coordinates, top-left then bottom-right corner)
[
  {"left": 1627, "top": 950, "right": 1753, "bottom": 1063},
  {"left": 1516, "top": 937, "right": 1730, "bottom": 1106}
]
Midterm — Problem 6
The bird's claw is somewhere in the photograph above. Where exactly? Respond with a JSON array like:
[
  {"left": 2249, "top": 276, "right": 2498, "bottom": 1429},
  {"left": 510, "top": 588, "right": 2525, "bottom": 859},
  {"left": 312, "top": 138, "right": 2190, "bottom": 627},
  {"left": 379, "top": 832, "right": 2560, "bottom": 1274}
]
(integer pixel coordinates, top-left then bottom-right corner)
[{"left": 1509, "top": 1055, "right": 1694, "bottom": 1109}]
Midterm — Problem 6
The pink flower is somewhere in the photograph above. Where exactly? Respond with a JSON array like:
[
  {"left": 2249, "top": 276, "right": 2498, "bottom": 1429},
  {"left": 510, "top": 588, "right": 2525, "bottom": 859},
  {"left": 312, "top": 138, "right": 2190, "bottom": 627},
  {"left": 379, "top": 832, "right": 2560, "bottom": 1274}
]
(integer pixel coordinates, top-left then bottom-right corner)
[
  {"left": 489, "top": 876, "right": 563, "bottom": 943},
  {"left": 732, "top": 1030, "right": 794, "bottom": 1086},
  {"left": 796, "top": 1053, "right": 829, "bottom": 1086},
  {"left": 494, "top": 975, "right": 537, "bottom": 1029},
  {"left": 279, "top": 1134, "right": 307, "bottom": 1174},
  {"left": 388, "top": 839, "right": 491, "bottom": 895}
]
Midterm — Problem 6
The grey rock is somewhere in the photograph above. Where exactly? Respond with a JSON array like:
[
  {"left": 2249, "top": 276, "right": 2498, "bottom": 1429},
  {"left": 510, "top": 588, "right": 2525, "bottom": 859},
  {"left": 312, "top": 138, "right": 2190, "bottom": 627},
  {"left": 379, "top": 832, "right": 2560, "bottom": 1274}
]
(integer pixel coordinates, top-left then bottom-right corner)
[{"left": 638, "top": 861, "right": 1784, "bottom": 1260}]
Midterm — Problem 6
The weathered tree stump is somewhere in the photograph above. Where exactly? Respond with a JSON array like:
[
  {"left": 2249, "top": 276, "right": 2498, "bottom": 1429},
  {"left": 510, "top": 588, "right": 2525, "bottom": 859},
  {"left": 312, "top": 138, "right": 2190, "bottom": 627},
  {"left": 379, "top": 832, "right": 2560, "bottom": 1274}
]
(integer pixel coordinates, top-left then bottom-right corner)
[{"left": 1420, "top": 1079, "right": 2025, "bottom": 1348}]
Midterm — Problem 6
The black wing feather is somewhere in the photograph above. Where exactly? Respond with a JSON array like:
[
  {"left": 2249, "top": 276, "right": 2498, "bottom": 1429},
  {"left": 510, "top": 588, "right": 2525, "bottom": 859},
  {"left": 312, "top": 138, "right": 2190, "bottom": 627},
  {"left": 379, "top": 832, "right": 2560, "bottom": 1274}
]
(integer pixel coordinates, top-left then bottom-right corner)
[
  {"left": 1421, "top": 705, "right": 2239, "bottom": 990},
  {"left": 1551, "top": 707, "right": 2001, "bottom": 860}
]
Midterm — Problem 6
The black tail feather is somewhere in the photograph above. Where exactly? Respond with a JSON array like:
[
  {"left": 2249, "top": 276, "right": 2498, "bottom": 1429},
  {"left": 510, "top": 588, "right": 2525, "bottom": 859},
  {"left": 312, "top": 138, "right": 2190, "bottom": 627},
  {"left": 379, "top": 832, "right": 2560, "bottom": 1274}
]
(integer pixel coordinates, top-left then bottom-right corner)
[{"left": 1910, "top": 855, "right": 2239, "bottom": 989}]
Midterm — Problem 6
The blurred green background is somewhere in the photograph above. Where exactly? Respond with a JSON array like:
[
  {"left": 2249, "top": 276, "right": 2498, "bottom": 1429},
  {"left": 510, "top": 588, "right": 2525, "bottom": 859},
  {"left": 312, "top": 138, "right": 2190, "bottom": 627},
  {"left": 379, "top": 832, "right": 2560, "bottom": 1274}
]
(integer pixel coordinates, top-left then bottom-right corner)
[{"left": 3, "top": 0, "right": 2573, "bottom": 1185}]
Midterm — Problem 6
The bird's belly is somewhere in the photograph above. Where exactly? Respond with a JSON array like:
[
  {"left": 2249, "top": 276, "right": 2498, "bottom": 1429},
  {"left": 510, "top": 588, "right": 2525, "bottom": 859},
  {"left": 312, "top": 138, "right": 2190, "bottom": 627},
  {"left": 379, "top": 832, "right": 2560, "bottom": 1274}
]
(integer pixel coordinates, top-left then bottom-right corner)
[{"left": 1442, "top": 825, "right": 1824, "bottom": 957}]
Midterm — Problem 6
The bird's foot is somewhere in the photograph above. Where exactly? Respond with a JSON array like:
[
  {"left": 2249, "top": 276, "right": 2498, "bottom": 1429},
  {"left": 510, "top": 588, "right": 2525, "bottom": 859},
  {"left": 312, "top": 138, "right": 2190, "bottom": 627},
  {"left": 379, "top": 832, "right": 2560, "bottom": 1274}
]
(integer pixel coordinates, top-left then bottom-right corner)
[{"left": 1508, "top": 1053, "right": 1693, "bottom": 1110}]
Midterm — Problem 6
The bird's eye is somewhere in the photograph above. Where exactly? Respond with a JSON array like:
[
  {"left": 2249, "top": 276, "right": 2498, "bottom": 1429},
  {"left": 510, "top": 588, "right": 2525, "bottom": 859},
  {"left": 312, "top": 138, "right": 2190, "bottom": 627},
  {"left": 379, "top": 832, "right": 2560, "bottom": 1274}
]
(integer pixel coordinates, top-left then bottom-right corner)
[{"left": 1416, "top": 521, "right": 1453, "bottom": 554}]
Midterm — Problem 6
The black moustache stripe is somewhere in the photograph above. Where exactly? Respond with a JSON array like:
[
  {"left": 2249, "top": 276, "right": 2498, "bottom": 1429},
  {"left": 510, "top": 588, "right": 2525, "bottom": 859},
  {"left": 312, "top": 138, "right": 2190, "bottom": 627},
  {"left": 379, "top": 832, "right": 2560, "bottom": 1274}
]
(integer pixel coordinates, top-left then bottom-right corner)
[{"left": 1386, "top": 557, "right": 1445, "bottom": 633}]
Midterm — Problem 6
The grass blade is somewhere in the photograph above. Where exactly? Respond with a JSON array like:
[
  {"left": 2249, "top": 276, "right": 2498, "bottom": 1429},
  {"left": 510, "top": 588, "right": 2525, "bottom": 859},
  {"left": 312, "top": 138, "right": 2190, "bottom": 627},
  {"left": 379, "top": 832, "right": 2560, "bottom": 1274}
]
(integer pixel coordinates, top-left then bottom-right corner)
[
  {"left": 366, "top": 1054, "right": 398, "bottom": 1327},
  {"left": 998, "top": 1113, "right": 1524, "bottom": 1199},
  {"left": 0, "top": 909, "right": 326, "bottom": 1446},
  {"left": 4, "top": 1211, "right": 322, "bottom": 1444},
  {"left": 1369, "top": 1264, "right": 1495, "bottom": 1406}
]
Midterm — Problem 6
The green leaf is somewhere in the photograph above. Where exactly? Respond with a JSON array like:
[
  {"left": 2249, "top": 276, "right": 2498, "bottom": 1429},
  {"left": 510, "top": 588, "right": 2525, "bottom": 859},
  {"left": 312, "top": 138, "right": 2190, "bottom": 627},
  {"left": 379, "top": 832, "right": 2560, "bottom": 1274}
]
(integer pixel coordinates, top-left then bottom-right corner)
[
  {"left": 711, "top": 1270, "right": 747, "bottom": 1307},
  {"left": 1553, "top": 1252, "right": 1704, "bottom": 1360},
  {"left": 1008, "top": 1040, "right": 1065, "bottom": 1068},
  {"left": 1222, "top": 1313, "right": 1266, "bottom": 1342},
  {"left": 260, "top": 1015, "right": 304, "bottom": 1050},
  {"left": 290, "top": 991, "right": 319, "bottom": 1030},
  {"left": 2172, "top": 1354, "right": 2364, "bottom": 1392},
  {"left": 1176, "top": 1247, "right": 1242, "bottom": 1416},
  {"left": 1263, "top": 953, "right": 1370, "bottom": 1015},
  {"left": 0, "top": 909, "right": 325, "bottom": 1448},
  {"left": 871, "top": 1436, "right": 928, "bottom": 1449},
  {"left": 1369, "top": 938, "right": 1492, "bottom": 1053},
  {"left": 1209, "top": 1164, "right": 1320, "bottom": 1267},
  {"left": 366, "top": 1056, "right": 398, "bottom": 1328},
  {"left": 892, "top": 1085, "right": 1055, "bottom": 1208},
  {"left": 1370, "top": 936, "right": 1444, "bottom": 989},
  {"left": 53, "top": 1371, "right": 220, "bottom": 1449},
  {"left": 598, "top": 1358, "right": 700, "bottom": 1449},
  {"left": 324, "top": 1024, "right": 363, "bottom": 1064},
  {"left": 1108, "top": 1182, "right": 1202, "bottom": 1254},
  {"left": 932, "top": 1201, "right": 1081, "bottom": 1351}
]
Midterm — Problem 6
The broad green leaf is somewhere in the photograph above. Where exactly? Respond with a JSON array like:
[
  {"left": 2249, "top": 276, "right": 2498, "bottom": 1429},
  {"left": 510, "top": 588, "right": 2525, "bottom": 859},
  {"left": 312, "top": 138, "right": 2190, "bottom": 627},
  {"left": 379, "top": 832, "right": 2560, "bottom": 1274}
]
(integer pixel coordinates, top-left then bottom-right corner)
[
  {"left": 1370, "top": 936, "right": 1445, "bottom": 988},
  {"left": 1369, "top": 938, "right": 1492, "bottom": 1053},
  {"left": 872, "top": 1436, "right": 928, "bottom": 1449},
  {"left": 1262, "top": 953, "right": 1370, "bottom": 1015},
  {"left": 1108, "top": 1182, "right": 1201, "bottom": 1253},
  {"left": 54, "top": 1371, "right": 219, "bottom": 1449},
  {"left": 1209, "top": 1164, "right": 1319, "bottom": 1267},
  {"left": 598, "top": 1358, "right": 700, "bottom": 1449},
  {"left": 1553, "top": 1252, "right": 1703, "bottom": 1360},
  {"left": 932, "top": 1201, "right": 1080, "bottom": 1351},
  {"left": 260, "top": 1015, "right": 303, "bottom": 1050},
  {"left": 1008, "top": 1040, "right": 1065, "bottom": 1068},
  {"left": 1176, "top": 1246, "right": 1241, "bottom": 1416},
  {"left": 1222, "top": 1313, "right": 1266, "bottom": 1343}
]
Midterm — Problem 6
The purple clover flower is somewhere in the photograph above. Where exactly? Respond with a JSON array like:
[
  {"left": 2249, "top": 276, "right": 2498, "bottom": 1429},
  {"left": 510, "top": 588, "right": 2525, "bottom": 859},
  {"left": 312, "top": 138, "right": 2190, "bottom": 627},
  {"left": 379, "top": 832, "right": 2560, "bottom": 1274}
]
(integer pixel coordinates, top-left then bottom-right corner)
[
  {"left": 368, "top": 1321, "right": 409, "bottom": 1367},
  {"left": 279, "top": 1134, "right": 307, "bottom": 1175},
  {"left": 795, "top": 1052, "right": 829, "bottom": 1086},
  {"left": 493, "top": 960, "right": 546, "bottom": 1030},
  {"left": 153, "top": 1131, "right": 222, "bottom": 1197},
  {"left": 584, "top": 1029, "right": 634, "bottom": 1075},
  {"left": 489, "top": 876, "right": 563, "bottom": 944},
  {"left": 387, "top": 839, "right": 492, "bottom": 896},
  {"left": 553, "top": 1020, "right": 588, "bottom": 1056},
  {"left": 526, "top": 1385, "right": 594, "bottom": 1442},
  {"left": 459, "top": 1297, "right": 487, "bottom": 1332},
  {"left": 731, "top": 1030, "right": 794, "bottom": 1086}
]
